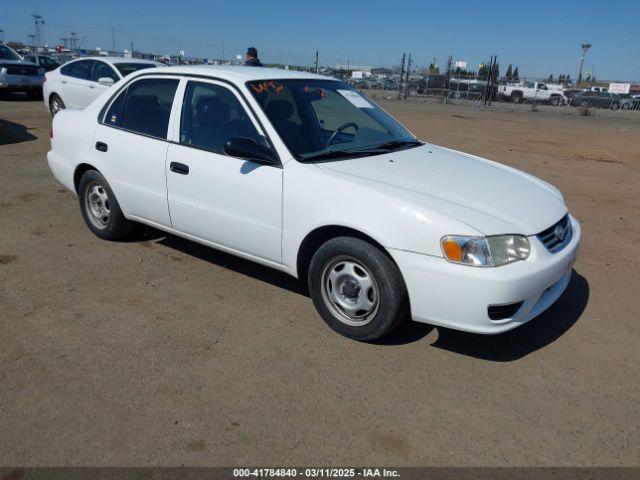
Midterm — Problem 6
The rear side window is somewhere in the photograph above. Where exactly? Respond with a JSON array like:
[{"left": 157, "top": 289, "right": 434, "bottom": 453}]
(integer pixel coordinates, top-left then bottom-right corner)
[
  {"left": 61, "top": 60, "right": 94, "bottom": 80},
  {"left": 103, "top": 78, "right": 179, "bottom": 139}
]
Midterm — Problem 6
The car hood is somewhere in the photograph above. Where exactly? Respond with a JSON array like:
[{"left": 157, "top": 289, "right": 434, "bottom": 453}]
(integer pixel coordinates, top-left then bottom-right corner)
[
  {"left": 316, "top": 144, "right": 567, "bottom": 235},
  {"left": 0, "top": 59, "right": 38, "bottom": 66}
]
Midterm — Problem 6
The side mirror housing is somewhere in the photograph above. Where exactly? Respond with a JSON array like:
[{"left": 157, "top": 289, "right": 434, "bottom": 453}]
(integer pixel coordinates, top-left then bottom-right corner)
[
  {"left": 224, "top": 137, "right": 278, "bottom": 165},
  {"left": 98, "top": 77, "right": 115, "bottom": 87}
]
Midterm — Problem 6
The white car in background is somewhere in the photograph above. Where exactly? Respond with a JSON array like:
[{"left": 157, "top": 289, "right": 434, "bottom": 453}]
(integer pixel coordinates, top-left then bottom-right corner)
[
  {"left": 43, "top": 56, "right": 163, "bottom": 115},
  {"left": 46, "top": 66, "right": 581, "bottom": 341}
]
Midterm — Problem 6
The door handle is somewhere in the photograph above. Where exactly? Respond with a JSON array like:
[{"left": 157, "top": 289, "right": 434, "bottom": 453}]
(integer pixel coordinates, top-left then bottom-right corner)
[
  {"left": 170, "top": 162, "right": 189, "bottom": 175},
  {"left": 89, "top": 84, "right": 95, "bottom": 89},
  {"left": 95, "top": 141, "right": 108, "bottom": 152}
]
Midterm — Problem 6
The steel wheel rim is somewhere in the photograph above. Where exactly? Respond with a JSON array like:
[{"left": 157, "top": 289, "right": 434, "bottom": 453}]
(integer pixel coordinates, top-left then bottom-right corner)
[
  {"left": 84, "top": 180, "right": 111, "bottom": 229},
  {"left": 320, "top": 256, "right": 380, "bottom": 327},
  {"left": 51, "top": 97, "right": 62, "bottom": 114}
]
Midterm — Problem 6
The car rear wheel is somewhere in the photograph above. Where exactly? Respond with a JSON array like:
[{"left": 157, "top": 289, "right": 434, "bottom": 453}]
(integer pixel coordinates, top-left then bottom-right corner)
[
  {"left": 49, "top": 93, "right": 65, "bottom": 117},
  {"left": 549, "top": 96, "right": 560, "bottom": 106},
  {"left": 511, "top": 92, "right": 523, "bottom": 104},
  {"left": 78, "top": 170, "right": 133, "bottom": 240},
  {"left": 308, "top": 236, "right": 409, "bottom": 341}
]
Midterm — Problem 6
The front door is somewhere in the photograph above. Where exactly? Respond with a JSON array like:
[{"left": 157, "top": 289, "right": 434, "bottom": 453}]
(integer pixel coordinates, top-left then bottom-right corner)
[{"left": 165, "top": 79, "right": 282, "bottom": 264}]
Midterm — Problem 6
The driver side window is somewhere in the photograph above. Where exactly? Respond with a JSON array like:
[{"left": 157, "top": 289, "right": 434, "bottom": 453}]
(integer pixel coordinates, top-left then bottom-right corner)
[
  {"left": 92, "top": 61, "right": 119, "bottom": 82},
  {"left": 180, "top": 81, "right": 264, "bottom": 155}
]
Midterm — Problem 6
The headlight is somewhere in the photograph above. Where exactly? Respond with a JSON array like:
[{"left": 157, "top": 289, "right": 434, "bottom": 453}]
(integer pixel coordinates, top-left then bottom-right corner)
[{"left": 441, "top": 235, "right": 530, "bottom": 267}]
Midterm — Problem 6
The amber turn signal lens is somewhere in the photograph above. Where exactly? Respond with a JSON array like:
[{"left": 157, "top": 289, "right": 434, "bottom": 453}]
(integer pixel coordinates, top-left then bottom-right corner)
[{"left": 442, "top": 239, "right": 463, "bottom": 262}]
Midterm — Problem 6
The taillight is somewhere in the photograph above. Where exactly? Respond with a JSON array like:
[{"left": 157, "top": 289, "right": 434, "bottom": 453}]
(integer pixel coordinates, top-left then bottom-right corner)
[{"left": 50, "top": 127, "right": 53, "bottom": 139}]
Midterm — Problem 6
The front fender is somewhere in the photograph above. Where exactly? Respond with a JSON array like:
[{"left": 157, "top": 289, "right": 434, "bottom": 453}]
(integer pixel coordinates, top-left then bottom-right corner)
[{"left": 281, "top": 161, "right": 479, "bottom": 274}]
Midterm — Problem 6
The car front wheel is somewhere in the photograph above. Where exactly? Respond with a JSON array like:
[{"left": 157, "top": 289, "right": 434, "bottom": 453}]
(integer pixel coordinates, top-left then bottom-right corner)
[
  {"left": 308, "top": 236, "right": 409, "bottom": 341},
  {"left": 78, "top": 170, "right": 133, "bottom": 240}
]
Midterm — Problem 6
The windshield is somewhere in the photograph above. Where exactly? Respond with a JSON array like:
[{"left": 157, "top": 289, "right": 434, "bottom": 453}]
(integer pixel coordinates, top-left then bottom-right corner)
[
  {"left": 114, "top": 63, "right": 157, "bottom": 77},
  {"left": 247, "top": 79, "right": 419, "bottom": 161},
  {"left": 0, "top": 45, "right": 22, "bottom": 61}
]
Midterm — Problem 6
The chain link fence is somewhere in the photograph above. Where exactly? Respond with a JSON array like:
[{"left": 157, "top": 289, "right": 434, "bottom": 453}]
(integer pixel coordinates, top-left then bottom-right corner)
[{"left": 357, "top": 74, "right": 640, "bottom": 119}]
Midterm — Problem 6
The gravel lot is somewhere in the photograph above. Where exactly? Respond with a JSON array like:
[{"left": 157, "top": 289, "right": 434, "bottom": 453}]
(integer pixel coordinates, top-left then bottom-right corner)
[{"left": 1, "top": 93, "right": 638, "bottom": 466}]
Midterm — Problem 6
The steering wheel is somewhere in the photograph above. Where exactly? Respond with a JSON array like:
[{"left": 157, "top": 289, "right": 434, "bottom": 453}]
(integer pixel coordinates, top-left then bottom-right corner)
[{"left": 326, "top": 122, "right": 359, "bottom": 147}]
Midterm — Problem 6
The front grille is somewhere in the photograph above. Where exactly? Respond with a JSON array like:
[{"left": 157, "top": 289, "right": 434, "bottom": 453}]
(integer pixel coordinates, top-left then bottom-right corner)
[
  {"left": 537, "top": 214, "right": 572, "bottom": 253},
  {"left": 488, "top": 301, "right": 524, "bottom": 320},
  {"left": 5, "top": 65, "right": 39, "bottom": 76}
]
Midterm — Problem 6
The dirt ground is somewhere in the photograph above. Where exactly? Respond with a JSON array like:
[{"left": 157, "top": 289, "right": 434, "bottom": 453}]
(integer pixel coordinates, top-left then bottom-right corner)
[{"left": 0, "top": 93, "right": 639, "bottom": 467}]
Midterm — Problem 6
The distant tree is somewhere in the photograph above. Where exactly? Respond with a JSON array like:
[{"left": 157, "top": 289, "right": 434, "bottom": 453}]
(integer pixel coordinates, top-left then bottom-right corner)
[
  {"left": 505, "top": 63, "right": 513, "bottom": 80},
  {"left": 566, "top": 74, "right": 571, "bottom": 84},
  {"left": 428, "top": 63, "right": 440, "bottom": 75},
  {"left": 478, "top": 64, "right": 488, "bottom": 80},
  {"left": 547, "top": 74, "right": 554, "bottom": 82},
  {"left": 558, "top": 74, "right": 565, "bottom": 83},
  {"left": 513, "top": 67, "right": 519, "bottom": 80}
]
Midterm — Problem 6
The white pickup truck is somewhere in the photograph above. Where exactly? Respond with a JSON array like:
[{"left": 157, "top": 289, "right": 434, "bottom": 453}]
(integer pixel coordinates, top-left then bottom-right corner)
[{"left": 497, "top": 81, "right": 565, "bottom": 106}]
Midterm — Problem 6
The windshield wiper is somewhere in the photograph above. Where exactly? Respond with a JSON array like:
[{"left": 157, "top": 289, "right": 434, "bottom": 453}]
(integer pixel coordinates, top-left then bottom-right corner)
[
  {"left": 373, "top": 139, "right": 423, "bottom": 151},
  {"left": 300, "top": 148, "right": 390, "bottom": 162}
]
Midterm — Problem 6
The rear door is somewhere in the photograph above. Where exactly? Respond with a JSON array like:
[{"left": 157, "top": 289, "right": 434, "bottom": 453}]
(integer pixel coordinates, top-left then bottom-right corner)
[
  {"left": 59, "top": 59, "right": 95, "bottom": 108},
  {"left": 93, "top": 76, "right": 180, "bottom": 227}
]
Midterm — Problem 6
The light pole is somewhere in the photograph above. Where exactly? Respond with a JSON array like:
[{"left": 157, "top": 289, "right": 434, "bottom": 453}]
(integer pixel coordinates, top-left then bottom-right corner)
[{"left": 577, "top": 43, "right": 591, "bottom": 85}]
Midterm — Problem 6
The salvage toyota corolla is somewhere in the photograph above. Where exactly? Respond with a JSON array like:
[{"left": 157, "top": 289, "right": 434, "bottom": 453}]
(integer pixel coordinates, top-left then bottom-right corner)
[{"left": 47, "top": 66, "right": 581, "bottom": 341}]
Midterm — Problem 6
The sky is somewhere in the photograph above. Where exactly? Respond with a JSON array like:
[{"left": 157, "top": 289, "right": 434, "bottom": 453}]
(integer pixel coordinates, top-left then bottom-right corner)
[{"left": 2, "top": 0, "right": 639, "bottom": 81}]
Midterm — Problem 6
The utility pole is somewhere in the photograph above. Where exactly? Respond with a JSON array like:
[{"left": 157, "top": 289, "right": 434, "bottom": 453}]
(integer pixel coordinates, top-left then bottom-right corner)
[
  {"left": 0, "top": 29, "right": 4, "bottom": 43},
  {"left": 398, "top": 53, "right": 406, "bottom": 99},
  {"left": 404, "top": 53, "right": 412, "bottom": 98},
  {"left": 577, "top": 43, "right": 591, "bottom": 85},
  {"left": 32, "top": 14, "right": 45, "bottom": 49},
  {"left": 315, "top": 50, "right": 319, "bottom": 73},
  {"left": 111, "top": 27, "right": 115, "bottom": 53},
  {"left": 130, "top": 40, "right": 134, "bottom": 57}
]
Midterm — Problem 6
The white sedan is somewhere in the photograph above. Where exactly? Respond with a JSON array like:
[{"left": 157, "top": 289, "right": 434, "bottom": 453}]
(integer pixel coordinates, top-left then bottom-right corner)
[
  {"left": 46, "top": 66, "right": 581, "bottom": 341},
  {"left": 43, "top": 56, "right": 163, "bottom": 116}
]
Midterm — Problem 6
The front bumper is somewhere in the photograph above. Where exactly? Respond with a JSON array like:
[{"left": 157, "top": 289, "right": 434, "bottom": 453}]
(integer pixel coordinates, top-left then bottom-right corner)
[{"left": 389, "top": 215, "right": 581, "bottom": 334}]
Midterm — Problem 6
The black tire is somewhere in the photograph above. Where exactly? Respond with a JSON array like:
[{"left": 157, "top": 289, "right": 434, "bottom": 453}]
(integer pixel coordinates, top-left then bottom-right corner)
[
  {"left": 49, "top": 93, "right": 65, "bottom": 117},
  {"left": 27, "top": 90, "right": 43, "bottom": 100},
  {"left": 308, "top": 236, "right": 409, "bottom": 341},
  {"left": 549, "top": 96, "right": 560, "bottom": 106},
  {"left": 610, "top": 102, "right": 620, "bottom": 110},
  {"left": 511, "top": 92, "right": 523, "bottom": 104},
  {"left": 78, "top": 170, "right": 133, "bottom": 240}
]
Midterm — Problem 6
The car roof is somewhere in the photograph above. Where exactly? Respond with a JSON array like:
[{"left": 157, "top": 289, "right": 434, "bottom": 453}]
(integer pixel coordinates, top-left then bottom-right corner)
[
  {"left": 127, "top": 65, "right": 332, "bottom": 86},
  {"left": 68, "top": 56, "right": 160, "bottom": 65}
]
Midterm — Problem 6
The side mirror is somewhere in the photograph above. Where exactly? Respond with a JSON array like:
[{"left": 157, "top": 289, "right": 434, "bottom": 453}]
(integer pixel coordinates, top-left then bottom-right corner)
[
  {"left": 98, "top": 77, "right": 115, "bottom": 87},
  {"left": 224, "top": 137, "right": 278, "bottom": 165}
]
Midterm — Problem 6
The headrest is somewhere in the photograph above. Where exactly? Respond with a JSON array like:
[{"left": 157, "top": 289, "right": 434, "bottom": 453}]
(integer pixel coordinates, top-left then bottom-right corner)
[
  {"left": 197, "top": 96, "right": 231, "bottom": 126},
  {"left": 266, "top": 100, "right": 294, "bottom": 121},
  {"left": 126, "top": 94, "right": 158, "bottom": 112}
]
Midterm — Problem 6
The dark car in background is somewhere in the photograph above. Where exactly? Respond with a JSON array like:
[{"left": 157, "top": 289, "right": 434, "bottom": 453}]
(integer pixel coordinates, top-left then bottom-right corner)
[
  {"left": 23, "top": 53, "right": 60, "bottom": 72},
  {"left": 570, "top": 91, "right": 622, "bottom": 110}
]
